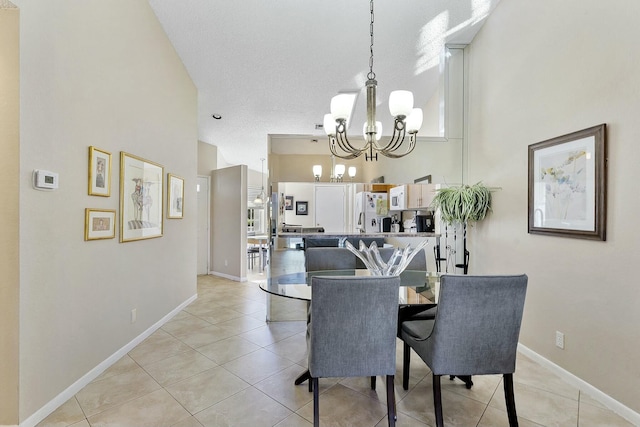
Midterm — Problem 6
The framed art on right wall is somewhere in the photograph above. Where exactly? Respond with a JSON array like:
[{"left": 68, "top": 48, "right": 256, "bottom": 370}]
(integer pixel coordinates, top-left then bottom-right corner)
[{"left": 528, "top": 124, "right": 607, "bottom": 241}]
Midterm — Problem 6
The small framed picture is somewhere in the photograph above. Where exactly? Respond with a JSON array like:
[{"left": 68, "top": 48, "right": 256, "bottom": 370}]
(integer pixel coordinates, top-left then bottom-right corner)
[
  {"left": 88, "top": 146, "right": 112, "bottom": 197},
  {"left": 285, "top": 195, "right": 293, "bottom": 210},
  {"left": 296, "top": 201, "right": 308, "bottom": 215},
  {"left": 167, "top": 173, "right": 184, "bottom": 219},
  {"left": 85, "top": 208, "right": 116, "bottom": 240}
]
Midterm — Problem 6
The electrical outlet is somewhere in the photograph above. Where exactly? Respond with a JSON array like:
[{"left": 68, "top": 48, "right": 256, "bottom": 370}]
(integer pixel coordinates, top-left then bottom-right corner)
[
  {"left": 224, "top": 259, "right": 228, "bottom": 266},
  {"left": 555, "top": 331, "right": 564, "bottom": 349},
  {"left": 131, "top": 308, "right": 137, "bottom": 324}
]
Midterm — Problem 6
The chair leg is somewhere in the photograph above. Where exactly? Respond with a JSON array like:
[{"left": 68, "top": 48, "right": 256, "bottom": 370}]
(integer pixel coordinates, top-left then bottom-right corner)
[
  {"left": 371, "top": 375, "right": 376, "bottom": 390},
  {"left": 313, "top": 377, "right": 320, "bottom": 427},
  {"left": 432, "top": 374, "right": 444, "bottom": 427},
  {"left": 386, "top": 375, "right": 396, "bottom": 427},
  {"left": 503, "top": 373, "right": 519, "bottom": 427},
  {"left": 402, "top": 342, "right": 411, "bottom": 390},
  {"left": 449, "top": 375, "right": 474, "bottom": 389}
]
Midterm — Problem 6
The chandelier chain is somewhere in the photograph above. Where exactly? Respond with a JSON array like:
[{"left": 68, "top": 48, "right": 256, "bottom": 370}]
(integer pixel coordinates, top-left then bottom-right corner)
[{"left": 368, "top": 0, "right": 375, "bottom": 81}]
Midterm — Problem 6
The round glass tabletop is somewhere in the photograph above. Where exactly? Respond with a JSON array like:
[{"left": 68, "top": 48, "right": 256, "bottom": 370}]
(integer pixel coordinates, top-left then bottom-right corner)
[{"left": 258, "top": 269, "right": 438, "bottom": 304}]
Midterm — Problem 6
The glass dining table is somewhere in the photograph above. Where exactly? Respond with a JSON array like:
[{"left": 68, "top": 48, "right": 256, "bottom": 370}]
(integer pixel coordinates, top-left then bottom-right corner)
[{"left": 259, "top": 269, "right": 439, "bottom": 306}]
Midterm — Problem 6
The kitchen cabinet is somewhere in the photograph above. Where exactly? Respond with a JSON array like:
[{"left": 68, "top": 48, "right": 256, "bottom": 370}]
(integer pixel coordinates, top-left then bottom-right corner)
[
  {"left": 389, "top": 184, "right": 436, "bottom": 210},
  {"left": 406, "top": 184, "right": 436, "bottom": 209}
]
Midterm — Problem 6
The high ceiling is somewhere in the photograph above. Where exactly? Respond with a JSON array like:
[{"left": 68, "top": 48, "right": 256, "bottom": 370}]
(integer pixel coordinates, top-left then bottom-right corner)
[{"left": 148, "top": 0, "right": 501, "bottom": 172}]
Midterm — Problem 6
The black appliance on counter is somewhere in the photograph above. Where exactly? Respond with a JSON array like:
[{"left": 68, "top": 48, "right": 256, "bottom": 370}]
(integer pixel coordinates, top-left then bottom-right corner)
[
  {"left": 381, "top": 217, "right": 392, "bottom": 232},
  {"left": 415, "top": 213, "right": 435, "bottom": 232}
]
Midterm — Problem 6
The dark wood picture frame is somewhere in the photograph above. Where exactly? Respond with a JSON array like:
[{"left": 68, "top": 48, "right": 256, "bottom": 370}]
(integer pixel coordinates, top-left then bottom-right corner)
[
  {"left": 296, "top": 201, "right": 308, "bottom": 215},
  {"left": 285, "top": 195, "right": 293, "bottom": 210},
  {"left": 528, "top": 124, "right": 607, "bottom": 241}
]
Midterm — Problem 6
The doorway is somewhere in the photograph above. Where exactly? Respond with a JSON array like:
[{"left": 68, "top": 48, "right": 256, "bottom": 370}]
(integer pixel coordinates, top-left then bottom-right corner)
[{"left": 314, "top": 185, "right": 346, "bottom": 232}]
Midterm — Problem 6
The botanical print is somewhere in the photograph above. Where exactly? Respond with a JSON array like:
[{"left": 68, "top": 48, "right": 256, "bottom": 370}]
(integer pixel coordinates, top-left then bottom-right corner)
[
  {"left": 539, "top": 149, "right": 587, "bottom": 222},
  {"left": 532, "top": 135, "right": 595, "bottom": 231}
]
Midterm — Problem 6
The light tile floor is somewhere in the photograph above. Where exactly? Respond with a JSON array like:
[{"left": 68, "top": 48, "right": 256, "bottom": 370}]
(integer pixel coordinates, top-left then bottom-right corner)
[{"left": 38, "top": 249, "right": 634, "bottom": 427}]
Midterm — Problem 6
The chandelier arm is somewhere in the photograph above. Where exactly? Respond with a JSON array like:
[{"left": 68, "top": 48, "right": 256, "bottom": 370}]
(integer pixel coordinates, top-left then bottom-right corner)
[
  {"left": 330, "top": 137, "right": 363, "bottom": 160},
  {"left": 377, "top": 119, "right": 406, "bottom": 152},
  {"left": 379, "top": 133, "right": 418, "bottom": 158},
  {"left": 335, "top": 126, "right": 368, "bottom": 155}
]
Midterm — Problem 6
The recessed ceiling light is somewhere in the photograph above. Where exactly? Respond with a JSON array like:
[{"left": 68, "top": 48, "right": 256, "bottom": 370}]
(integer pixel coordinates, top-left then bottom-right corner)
[{"left": 212, "top": 114, "right": 222, "bottom": 120}]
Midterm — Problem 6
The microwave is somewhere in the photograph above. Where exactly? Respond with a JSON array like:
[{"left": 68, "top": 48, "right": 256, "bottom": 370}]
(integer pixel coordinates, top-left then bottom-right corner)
[{"left": 389, "top": 186, "right": 406, "bottom": 210}]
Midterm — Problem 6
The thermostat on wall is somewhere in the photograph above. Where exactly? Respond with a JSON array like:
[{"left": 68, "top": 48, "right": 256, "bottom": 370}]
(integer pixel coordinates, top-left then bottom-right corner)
[{"left": 33, "top": 169, "right": 59, "bottom": 190}]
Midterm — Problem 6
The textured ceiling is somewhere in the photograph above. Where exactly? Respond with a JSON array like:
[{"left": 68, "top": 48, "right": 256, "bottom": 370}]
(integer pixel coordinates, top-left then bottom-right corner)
[{"left": 148, "top": 0, "right": 501, "bottom": 171}]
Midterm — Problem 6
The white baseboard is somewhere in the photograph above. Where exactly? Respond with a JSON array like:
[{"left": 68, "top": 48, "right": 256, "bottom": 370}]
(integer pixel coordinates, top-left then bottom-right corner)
[
  {"left": 518, "top": 343, "right": 640, "bottom": 426},
  {"left": 209, "top": 270, "right": 245, "bottom": 282},
  {"left": 19, "top": 294, "right": 197, "bottom": 427}
]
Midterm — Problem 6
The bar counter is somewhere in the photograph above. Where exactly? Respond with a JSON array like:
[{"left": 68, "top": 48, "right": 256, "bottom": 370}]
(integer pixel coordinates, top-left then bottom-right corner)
[{"left": 278, "top": 231, "right": 439, "bottom": 238}]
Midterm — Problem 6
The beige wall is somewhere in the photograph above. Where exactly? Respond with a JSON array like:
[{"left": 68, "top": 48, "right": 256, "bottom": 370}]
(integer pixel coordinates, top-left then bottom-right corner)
[
  {"left": 211, "top": 165, "right": 247, "bottom": 280},
  {"left": 0, "top": 4, "right": 20, "bottom": 424},
  {"left": 270, "top": 153, "right": 364, "bottom": 183},
  {"left": 15, "top": 0, "right": 198, "bottom": 422},
  {"left": 467, "top": 0, "right": 640, "bottom": 414},
  {"left": 198, "top": 140, "right": 218, "bottom": 175},
  {"left": 270, "top": 146, "right": 463, "bottom": 187}
]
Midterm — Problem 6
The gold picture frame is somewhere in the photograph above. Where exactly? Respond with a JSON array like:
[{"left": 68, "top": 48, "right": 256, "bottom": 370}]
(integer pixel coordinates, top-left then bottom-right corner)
[
  {"left": 167, "top": 173, "right": 184, "bottom": 219},
  {"left": 85, "top": 208, "right": 116, "bottom": 240},
  {"left": 119, "top": 152, "right": 164, "bottom": 242},
  {"left": 88, "top": 146, "right": 112, "bottom": 196}
]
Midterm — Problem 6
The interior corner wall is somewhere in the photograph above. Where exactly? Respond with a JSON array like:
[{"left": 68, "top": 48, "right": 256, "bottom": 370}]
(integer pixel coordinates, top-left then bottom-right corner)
[
  {"left": 466, "top": 0, "right": 640, "bottom": 413},
  {"left": 15, "top": 0, "right": 198, "bottom": 422},
  {"left": 0, "top": 4, "right": 20, "bottom": 425},
  {"left": 198, "top": 140, "right": 218, "bottom": 175},
  {"left": 211, "top": 165, "right": 247, "bottom": 280}
]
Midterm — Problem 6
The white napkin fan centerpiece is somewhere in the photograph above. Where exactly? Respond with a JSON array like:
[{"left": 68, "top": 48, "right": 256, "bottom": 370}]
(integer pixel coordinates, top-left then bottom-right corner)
[{"left": 345, "top": 239, "right": 428, "bottom": 276}]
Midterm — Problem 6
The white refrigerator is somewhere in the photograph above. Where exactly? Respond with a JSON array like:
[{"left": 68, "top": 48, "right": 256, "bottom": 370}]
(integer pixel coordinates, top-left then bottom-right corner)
[{"left": 354, "top": 192, "right": 388, "bottom": 233}]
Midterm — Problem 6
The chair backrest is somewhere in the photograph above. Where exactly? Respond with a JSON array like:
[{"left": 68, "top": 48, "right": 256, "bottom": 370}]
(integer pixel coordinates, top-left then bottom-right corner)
[
  {"left": 305, "top": 247, "right": 356, "bottom": 271},
  {"left": 355, "top": 247, "right": 427, "bottom": 271},
  {"left": 308, "top": 275, "right": 401, "bottom": 378},
  {"left": 427, "top": 274, "right": 528, "bottom": 376},
  {"left": 304, "top": 237, "right": 340, "bottom": 250}
]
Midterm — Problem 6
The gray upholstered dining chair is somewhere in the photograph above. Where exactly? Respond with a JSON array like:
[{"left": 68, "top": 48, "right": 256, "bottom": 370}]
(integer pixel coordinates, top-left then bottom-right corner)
[
  {"left": 308, "top": 275, "right": 401, "bottom": 427},
  {"left": 300, "top": 247, "right": 359, "bottom": 391},
  {"left": 305, "top": 247, "right": 356, "bottom": 271},
  {"left": 400, "top": 274, "right": 528, "bottom": 427}
]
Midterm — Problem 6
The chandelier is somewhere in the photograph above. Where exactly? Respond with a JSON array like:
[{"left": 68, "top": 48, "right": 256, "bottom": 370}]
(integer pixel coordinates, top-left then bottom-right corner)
[{"left": 323, "top": 0, "right": 423, "bottom": 161}]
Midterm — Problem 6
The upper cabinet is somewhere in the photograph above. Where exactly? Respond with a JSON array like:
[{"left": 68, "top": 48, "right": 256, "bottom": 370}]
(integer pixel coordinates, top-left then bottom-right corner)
[{"left": 389, "top": 184, "right": 436, "bottom": 210}]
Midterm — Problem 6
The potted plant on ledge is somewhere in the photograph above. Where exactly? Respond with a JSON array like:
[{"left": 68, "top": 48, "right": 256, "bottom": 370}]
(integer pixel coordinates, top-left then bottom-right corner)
[{"left": 430, "top": 182, "right": 493, "bottom": 274}]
